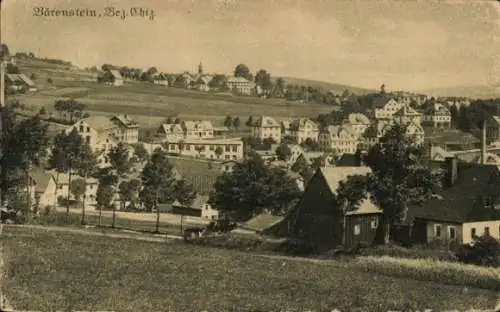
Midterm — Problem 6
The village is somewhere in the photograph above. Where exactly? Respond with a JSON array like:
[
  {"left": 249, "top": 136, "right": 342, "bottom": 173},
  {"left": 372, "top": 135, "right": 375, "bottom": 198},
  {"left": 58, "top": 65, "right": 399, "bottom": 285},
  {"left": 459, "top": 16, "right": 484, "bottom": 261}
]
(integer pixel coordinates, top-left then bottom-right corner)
[{"left": 1, "top": 1, "right": 500, "bottom": 310}]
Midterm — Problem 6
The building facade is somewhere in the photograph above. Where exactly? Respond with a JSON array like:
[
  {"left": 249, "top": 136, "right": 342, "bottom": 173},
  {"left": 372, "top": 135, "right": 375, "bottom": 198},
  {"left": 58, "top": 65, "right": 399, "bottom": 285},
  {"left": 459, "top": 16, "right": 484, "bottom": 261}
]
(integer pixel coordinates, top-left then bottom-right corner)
[
  {"left": 318, "top": 125, "right": 360, "bottom": 154},
  {"left": 252, "top": 116, "right": 282, "bottom": 143},
  {"left": 422, "top": 103, "right": 452, "bottom": 128},
  {"left": 290, "top": 118, "right": 319, "bottom": 143},
  {"left": 226, "top": 77, "right": 253, "bottom": 95},
  {"left": 164, "top": 138, "right": 244, "bottom": 160}
]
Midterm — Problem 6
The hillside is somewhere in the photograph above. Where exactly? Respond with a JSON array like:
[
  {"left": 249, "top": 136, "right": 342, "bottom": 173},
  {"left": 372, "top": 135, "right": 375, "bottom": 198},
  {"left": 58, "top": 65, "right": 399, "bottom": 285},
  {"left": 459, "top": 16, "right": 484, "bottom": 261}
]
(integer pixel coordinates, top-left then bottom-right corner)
[
  {"left": 417, "top": 84, "right": 500, "bottom": 99},
  {"left": 279, "top": 76, "right": 375, "bottom": 95},
  {"left": 13, "top": 58, "right": 339, "bottom": 127}
]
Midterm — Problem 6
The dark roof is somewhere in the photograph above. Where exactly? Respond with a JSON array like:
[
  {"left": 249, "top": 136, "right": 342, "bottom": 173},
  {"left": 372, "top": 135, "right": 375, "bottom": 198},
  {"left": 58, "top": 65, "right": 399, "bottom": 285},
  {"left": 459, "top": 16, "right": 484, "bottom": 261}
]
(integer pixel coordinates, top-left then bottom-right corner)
[
  {"left": 167, "top": 158, "right": 222, "bottom": 195},
  {"left": 30, "top": 167, "right": 53, "bottom": 193},
  {"left": 407, "top": 162, "right": 500, "bottom": 224},
  {"left": 335, "top": 153, "right": 358, "bottom": 166}
]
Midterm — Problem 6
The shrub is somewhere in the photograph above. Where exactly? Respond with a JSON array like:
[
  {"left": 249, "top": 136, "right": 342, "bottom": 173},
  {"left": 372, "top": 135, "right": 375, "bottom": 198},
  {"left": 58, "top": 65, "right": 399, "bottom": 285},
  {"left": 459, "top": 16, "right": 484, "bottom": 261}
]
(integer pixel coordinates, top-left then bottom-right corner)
[
  {"left": 456, "top": 235, "right": 500, "bottom": 268},
  {"left": 356, "top": 243, "right": 458, "bottom": 262},
  {"left": 353, "top": 255, "right": 500, "bottom": 291}
]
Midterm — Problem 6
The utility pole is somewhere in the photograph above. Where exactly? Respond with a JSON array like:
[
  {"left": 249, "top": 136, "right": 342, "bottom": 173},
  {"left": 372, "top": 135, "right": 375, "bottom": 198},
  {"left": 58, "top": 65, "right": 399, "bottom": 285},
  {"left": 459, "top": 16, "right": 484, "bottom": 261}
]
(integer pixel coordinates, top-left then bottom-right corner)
[{"left": 0, "top": 0, "right": 7, "bottom": 208}]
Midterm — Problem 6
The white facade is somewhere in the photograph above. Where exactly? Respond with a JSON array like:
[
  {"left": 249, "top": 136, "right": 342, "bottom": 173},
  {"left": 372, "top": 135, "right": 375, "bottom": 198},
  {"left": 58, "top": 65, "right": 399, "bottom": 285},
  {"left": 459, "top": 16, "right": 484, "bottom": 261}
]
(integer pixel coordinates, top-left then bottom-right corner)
[
  {"left": 462, "top": 220, "right": 500, "bottom": 244},
  {"left": 422, "top": 103, "right": 452, "bottom": 128},
  {"left": 290, "top": 118, "right": 319, "bottom": 143},
  {"left": 318, "top": 125, "right": 359, "bottom": 154},
  {"left": 374, "top": 99, "right": 405, "bottom": 119},
  {"left": 164, "top": 138, "right": 244, "bottom": 160},
  {"left": 182, "top": 121, "right": 214, "bottom": 140},
  {"left": 252, "top": 116, "right": 282, "bottom": 143},
  {"left": 52, "top": 172, "right": 99, "bottom": 207}
]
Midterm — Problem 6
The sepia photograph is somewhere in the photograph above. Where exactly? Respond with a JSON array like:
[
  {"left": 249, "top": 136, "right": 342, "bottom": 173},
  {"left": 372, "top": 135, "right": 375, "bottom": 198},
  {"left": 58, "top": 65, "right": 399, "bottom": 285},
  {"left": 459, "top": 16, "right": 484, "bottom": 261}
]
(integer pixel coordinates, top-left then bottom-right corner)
[{"left": 0, "top": 0, "right": 499, "bottom": 311}]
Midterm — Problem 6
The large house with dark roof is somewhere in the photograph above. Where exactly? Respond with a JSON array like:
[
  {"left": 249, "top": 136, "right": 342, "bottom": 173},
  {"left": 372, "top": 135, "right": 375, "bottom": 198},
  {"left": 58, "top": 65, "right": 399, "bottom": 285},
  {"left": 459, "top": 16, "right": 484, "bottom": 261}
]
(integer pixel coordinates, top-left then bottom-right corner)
[
  {"left": 67, "top": 114, "right": 139, "bottom": 166},
  {"left": 403, "top": 158, "right": 500, "bottom": 245},
  {"left": 285, "top": 166, "right": 383, "bottom": 252}
]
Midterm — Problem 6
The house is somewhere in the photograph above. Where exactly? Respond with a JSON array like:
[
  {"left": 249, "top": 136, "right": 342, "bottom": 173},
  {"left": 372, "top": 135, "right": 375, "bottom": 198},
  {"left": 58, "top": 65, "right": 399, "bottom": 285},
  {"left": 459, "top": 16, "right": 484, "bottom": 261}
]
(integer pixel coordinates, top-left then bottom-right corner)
[
  {"left": 110, "top": 114, "right": 140, "bottom": 144},
  {"left": 232, "top": 213, "right": 287, "bottom": 235},
  {"left": 98, "top": 69, "right": 124, "bottom": 86},
  {"left": 226, "top": 77, "right": 253, "bottom": 95},
  {"left": 50, "top": 171, "right": 99, "bottom": 207},
  {"left": 404, "top": 158, "right": 500, "bottom": 245},
  {"left": 157, "top": 123, "right": 184, "bottom": 142},
  {"left": 318, "top": 125, "right": 360, "bottom": 154},
  {"left": 392, "top": 105, "right": 423, "bottom": 125},
  {"left": 287, "top": 166, "right": 382, "bottom": 252},
  {"left": 343, "top": 113, "right": 371, "bottom": 137},
  {"left": 164, "top": 138, "right": 244, "bottom": 160},
  {"left": 182, "top": 120, "right": 214, "bottom": 139},
  {"left": 6, "top": 73, "right": 37, "bottom": 92},
  {"left": 171, "top": 195, "right": 219, "bottom": 220},
  {"left": 30, "top": 168, "right": 58, "bottom": 209},
  {"left": 374, "top": 98, "right": 405, "bottom": 120},
  {"left": 281, "top": 120, "right": 293, "bottom": 137},
  {"left": 252, "top": 116, "right": 282, "bottom": 143},
  {"left": 422, "top": 103, "right": 452, "bottom": 128},
  {"left": 424, "top": 127, "right": 480, "bottom": 151},
  {"left": 67, "top": 115, "right": 139, "bottom": 166},
  {"left": 403, "top": 121, "right": 425, "bottom": 146},
  {"left": 290, "top": 118, "right": 319, "bottom": 143},
  {"left": 195, "top": 75, "right": 213, "bottom": 92},
  {"left": 486, "top": 115, "right": 500, "bottom": 144}
]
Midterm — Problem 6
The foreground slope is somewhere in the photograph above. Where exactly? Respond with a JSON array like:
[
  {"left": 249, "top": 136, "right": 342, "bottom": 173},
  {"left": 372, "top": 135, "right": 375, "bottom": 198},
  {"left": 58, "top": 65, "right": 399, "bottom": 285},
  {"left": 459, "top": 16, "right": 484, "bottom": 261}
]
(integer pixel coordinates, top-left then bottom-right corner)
[{"left": 2, "top": 227, "right": 497, "bottom": 311}]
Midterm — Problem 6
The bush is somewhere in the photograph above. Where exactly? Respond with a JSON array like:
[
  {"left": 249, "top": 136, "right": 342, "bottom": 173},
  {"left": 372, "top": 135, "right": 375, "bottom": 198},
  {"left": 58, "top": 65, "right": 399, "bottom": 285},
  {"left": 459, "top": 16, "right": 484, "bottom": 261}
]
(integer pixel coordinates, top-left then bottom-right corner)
[
  {"left": 356, "top": 243, "right": 458, "bottom": 262},
  {"left": 456, "top": 235, "right": 500, "bottom": 267}
]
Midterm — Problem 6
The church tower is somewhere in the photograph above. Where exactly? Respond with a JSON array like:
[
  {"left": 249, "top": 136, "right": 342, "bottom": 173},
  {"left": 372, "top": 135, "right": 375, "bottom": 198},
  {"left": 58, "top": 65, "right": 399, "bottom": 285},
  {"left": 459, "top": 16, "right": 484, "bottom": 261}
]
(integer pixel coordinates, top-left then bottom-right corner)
[{"left": 198, "top": 61, "right": 203, "bottom": 75}]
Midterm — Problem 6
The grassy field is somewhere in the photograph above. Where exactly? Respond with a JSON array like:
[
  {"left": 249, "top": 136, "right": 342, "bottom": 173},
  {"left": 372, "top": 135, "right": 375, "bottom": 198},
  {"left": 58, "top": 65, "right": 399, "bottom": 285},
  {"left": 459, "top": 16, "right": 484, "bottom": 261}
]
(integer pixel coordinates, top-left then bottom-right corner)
[
  {"left": 16, "top": 59, "right": 339, "bottom": 125},
  {"left": 2, "top": 226, "right": 498, "bottom": 311}
]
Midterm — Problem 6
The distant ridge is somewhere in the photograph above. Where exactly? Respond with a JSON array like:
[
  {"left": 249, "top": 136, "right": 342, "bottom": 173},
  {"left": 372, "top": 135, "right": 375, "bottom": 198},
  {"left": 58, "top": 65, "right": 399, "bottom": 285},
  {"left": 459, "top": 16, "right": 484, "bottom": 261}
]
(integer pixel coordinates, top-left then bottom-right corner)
[
  {"left": 278, "top": 76, "right": 376, "bottom": 95},
  {"left": 416, "top": 84, "right": 500, "bottom": 99}
]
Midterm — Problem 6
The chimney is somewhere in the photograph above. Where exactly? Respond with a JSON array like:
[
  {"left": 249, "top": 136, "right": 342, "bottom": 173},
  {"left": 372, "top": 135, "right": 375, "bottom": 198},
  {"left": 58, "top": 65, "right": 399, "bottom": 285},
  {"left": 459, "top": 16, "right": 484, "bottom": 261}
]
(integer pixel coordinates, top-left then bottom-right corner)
[
  {"left": 444, "top": 157, "right": 457, "bottom": 187},
  {"left": 481, "top": 120, "right": 487, "bottom": 165}
]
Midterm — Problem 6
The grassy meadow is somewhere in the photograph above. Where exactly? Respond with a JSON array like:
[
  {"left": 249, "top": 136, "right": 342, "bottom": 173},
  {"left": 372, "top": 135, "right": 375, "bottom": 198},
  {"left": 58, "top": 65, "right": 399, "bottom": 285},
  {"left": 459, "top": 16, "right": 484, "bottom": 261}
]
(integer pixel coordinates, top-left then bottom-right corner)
[
  {"left": 2, "top": 226, "right": 499, "bottom": 311},
  {"left": 15, "top": 58, "right": 339, "bottom": 129}
]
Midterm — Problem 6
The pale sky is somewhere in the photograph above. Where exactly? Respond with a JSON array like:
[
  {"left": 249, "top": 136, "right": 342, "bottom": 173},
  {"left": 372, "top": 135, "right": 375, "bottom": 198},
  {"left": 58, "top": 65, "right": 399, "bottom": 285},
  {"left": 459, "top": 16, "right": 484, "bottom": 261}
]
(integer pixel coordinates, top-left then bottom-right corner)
[{"left": 3, "top": 0, "right": 500, "bottom": 91}]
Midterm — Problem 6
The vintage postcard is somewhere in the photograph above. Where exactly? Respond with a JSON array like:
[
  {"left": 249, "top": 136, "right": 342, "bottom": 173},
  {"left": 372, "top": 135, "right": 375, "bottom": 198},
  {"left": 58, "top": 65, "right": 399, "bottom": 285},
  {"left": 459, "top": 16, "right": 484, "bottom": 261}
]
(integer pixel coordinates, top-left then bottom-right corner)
[{"left": 0, "top": 0, "right": 499, "bottom": 311}]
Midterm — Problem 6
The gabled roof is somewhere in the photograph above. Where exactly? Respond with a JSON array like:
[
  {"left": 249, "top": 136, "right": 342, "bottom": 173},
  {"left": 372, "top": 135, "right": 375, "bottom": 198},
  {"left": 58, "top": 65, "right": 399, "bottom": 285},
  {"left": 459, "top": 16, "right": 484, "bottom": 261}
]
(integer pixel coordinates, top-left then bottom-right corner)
[
  {"left": 79, "top": 116, "right": 116, "bottom": 132},
  {"left": 393, "top": 105, "right": 422, "bottom": 117},
  {"left": 290, "top": 118, "right": 318, "bottom": 131},
  {"left": 182, "top": 120, "right": 213, "bottom": 131},
  {"left": 17, "top": 73, "right": 36, "bottom": 87},
  {"left": 172, "top": 194, "right": 210, "bottom": 210},
  {"left": 323, "top": 125, "right": 356, "bottom": 138},
  {"left": 160, "top": 123, "right": 183, "bottom": 134},
  {"left": 424, "top": 103, "right": 451, "bottom": 115},
  {"left": 227, "top": 76, "right": 249, "bottom": 83},
  {"left": 408, "top": 163, "right": 500, "bottom": 223},
  {"left": 489, "top": 116, "right": 500, "bottom": 126},
  {"left": 318, "top": 167, "right": 381, "bottom": 214},
  {"left": 345, "top": 113, "right": 371, "bottom": 126},
  {"left": 30, "top": 167, "right": 55, "bottom": 193},
  {"left": 111, "top": 115, "right": 138, "bottom": 128},
  {"left": 238, "top": 213, "right": 285, "bottom": 232},
  {"left": 109, "top": 70, "right": 123, "bottom": 80},
  {"left": 281, "top": 120, "right": 292, "bottom": 129},
  {"left": 254, "top": 116, "right": 280, "bottom": 128}
]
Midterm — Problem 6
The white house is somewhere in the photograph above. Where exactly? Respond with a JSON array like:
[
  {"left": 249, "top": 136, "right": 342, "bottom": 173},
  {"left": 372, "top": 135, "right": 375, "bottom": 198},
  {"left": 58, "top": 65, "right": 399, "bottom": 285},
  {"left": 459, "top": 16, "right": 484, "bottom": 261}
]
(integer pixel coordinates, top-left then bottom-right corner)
[
  {"left": 422, "top": 103, "right": 452, "bottom": 128},
  {"left": 157, "top": 123, "right": 184, "bottom": 142},
  {"left": 290, "top": 118, "right": 319, "bottom": 143},
  {"left": 318, "top": 125, "right": 360, "bottom": 154},
  {"left": 252, "top": 116, "right": 282, "bottom": 143},
  {"left": 163, "top": 138, "right": 244, "bottom": 160},
  {"left": 50, "top": 171, "right": 99, "bottom": 207},
  {"left": 181, "top": 120, "right": 214, "bottom": 140},
  {"left": 226, "top": 77, "right": 253, "bottom": 95},
  {"left": 343, "top": 113, "right": 371, "bottom": 137},
  {"left": 374, "top": 98, "right": 405, "bottom": 120},
  {"left": 31, "top": 169, "right": 58, "bottom": 209}
]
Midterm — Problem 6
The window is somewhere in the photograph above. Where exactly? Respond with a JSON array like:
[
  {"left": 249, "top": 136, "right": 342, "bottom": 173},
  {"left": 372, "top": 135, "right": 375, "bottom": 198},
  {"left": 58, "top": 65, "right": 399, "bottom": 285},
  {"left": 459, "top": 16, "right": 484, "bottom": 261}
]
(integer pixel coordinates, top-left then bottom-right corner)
[
  {"left": 370, "top": 217, "right": 379, "bottom": 229},
  {"left": 471, "top": 228, "right": 476, "bottom": 238},
  {"left": 434, "top": 224, "right": 442, "bottom": 238},
  {"left": 209, "top": 145, "right": 215, "bottom": 151},
  {"left": 354, "top": 224, "right": 361, "bottom": 235},
  {"left": 225, "top": 145, "right": 230, "bottom": 152},
  {"left": 448, "top": 226, "right": 456, "bottom": 240},
  {"left": 485, "top": 227, "right": 490, "bottom": 236},
  {"left": 232, "top": 145, "right": 238, "bottom": 152},
  {"left": 86, "top": 127, "right": 90, "bottom": 132},
  {"left": 79, "top": 125, "right": 84, "bottom": 132},
  {"left": 86, "top": 136, "right": 90, "bottom": 144}
]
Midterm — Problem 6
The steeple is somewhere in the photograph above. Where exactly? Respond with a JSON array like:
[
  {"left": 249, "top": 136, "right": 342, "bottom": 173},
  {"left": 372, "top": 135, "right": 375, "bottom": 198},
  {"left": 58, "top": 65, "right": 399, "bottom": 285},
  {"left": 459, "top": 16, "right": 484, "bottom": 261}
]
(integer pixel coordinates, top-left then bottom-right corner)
[{"left": 198, "top": 61, "right": 203, "bottom": 75}]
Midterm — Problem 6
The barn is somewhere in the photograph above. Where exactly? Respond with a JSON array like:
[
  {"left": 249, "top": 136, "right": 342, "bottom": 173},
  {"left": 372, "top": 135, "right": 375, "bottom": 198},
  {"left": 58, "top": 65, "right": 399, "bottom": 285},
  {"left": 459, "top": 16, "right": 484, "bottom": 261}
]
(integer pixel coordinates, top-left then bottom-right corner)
[{"left": 286, "top": 166, "right": 382, "bottom": 252}]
